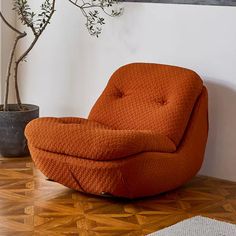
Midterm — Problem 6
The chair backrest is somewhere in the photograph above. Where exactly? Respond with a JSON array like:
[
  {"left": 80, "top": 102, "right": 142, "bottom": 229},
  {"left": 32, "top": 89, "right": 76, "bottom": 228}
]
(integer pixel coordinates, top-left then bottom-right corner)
[{"left": 89, "top": 63, "right": 203, "bottom": 145}]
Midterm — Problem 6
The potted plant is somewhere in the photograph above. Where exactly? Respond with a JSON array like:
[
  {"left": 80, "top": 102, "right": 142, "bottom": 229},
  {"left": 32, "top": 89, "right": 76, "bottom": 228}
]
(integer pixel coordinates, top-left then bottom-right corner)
[{"left": 0, "top": 0, "right": 122, "bottom": 157}]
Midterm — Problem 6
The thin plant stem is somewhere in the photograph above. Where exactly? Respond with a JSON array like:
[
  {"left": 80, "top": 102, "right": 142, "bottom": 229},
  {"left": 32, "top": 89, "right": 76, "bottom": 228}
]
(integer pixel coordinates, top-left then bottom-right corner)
[{"left": 0, "top": 11, "right": 26, "bottom": 111}]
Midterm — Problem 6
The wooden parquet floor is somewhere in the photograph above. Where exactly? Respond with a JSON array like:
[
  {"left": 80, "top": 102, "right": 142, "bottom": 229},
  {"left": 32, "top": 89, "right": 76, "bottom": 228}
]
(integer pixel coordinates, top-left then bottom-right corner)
[{"left": 0, "top": 157, "right": 236, "bottom": 236}]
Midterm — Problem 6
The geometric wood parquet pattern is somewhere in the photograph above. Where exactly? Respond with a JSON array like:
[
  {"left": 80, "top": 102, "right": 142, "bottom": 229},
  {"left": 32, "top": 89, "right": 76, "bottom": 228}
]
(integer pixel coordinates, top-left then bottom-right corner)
[{"left": 0, "top": 157, "right": 236, "bottom": 236}]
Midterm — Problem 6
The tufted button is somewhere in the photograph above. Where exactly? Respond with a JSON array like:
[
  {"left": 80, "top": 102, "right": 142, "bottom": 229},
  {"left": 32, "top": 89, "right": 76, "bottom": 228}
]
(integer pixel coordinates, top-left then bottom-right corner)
[
  {"left": 116, "top": 91, "right": 124, "bottom": 98},
  {"left": 155, "top": 97, "right": 167, "bottom": 106}
]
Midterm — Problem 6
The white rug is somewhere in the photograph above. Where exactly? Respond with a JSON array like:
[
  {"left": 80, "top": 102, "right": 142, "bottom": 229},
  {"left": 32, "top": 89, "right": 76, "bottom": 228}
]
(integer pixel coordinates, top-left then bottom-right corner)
[{"left": 148, "top": 216, "right": 236, "bottom": 236}]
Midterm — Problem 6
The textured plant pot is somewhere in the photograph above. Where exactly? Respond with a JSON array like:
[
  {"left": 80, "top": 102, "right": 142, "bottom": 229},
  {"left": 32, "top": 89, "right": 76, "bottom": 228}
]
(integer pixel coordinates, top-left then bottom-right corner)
[{"left": 0, "top": 104, "right": 39, "bottom": 157}]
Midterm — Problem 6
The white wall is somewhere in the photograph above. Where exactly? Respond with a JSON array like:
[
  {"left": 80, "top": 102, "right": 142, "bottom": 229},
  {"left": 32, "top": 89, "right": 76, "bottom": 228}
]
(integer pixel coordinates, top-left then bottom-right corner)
[
  {"left": 0, "top": 0, "right": 16, "bottom": 104},
  {"left": 15, "top": 1, "right": 236, "bottom": 181}
]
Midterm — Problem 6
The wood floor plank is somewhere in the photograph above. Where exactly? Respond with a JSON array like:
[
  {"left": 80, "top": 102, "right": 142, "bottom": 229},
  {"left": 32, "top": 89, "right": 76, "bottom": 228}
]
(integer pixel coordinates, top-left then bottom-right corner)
[{"left": 0, "top": 157, "right": 236, "bottom": 235}]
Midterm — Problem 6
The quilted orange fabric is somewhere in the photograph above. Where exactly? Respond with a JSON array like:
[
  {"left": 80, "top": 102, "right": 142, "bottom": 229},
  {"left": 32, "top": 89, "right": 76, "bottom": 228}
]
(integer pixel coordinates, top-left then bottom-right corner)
[
  {"left": 25, "top": 63, "right": 208, "bottom": 199},
  {"left": 26, "top": 117, "right": 176, "bottom": 161},
  {"left": 89, "top": 63, "right": 203, "bottom": 145}
]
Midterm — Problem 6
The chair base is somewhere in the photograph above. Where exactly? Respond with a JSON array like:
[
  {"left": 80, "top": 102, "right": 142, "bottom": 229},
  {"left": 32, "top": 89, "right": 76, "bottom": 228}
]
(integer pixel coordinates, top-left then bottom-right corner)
[{"left": 29, "top": 144, "right": 204, "bottom": 199}]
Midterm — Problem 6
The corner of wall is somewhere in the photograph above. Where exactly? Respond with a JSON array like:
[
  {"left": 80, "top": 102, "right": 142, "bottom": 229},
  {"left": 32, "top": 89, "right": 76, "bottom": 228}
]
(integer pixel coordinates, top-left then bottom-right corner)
[{"left": 0, "top": 1, "right": 3, "bottom": 104}]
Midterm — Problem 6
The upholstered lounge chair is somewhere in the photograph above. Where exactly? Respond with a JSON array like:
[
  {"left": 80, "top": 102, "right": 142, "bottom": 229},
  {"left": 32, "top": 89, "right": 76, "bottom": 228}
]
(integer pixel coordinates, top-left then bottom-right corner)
[{"left": 25, "top": 63, "right": 208, "bottom": 199}]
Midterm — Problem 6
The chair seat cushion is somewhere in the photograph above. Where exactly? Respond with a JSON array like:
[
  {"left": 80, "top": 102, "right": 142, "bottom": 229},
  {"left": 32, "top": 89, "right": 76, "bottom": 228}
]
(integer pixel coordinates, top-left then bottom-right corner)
[
  {"left": 26, "top": 118, "right": 176, "bottom": 160},
  {"left": 25, "top": 117, "right": 176, "bottom": 161}
]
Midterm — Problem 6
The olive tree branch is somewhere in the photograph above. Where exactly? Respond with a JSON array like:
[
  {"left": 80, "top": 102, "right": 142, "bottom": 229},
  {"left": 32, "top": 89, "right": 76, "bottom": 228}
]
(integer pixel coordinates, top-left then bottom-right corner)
[
  {"left": 0, "top": 11, "right": 25, "bottom": 35},
  {"left": 13, "top": 0, "right": 56, "bottom": 110},
  {"left": 16, "top": 0, "right": 56, "bottom": 64},
  {"left": 18, "top": 6, "right": 37, "bottom": 36},
  {"left": 68, "top": 0, "right": 123, "bottom": 37}
]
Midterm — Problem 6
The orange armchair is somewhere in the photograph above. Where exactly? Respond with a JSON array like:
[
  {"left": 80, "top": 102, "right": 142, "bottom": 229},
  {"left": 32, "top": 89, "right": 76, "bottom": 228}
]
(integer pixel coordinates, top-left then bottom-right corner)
[{"left": 25, "top": 63, "right": 208, "bottom": 199}]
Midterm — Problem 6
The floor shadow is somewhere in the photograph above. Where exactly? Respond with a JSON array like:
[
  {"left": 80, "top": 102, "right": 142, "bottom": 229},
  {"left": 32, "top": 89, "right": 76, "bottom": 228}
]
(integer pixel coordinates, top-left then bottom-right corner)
[{"left": 200, "top": 79, "right": 236, "bottom": 181}]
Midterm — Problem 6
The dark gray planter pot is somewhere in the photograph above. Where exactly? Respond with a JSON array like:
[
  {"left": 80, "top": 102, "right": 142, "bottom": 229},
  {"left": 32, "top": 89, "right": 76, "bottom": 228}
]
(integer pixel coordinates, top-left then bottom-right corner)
[{"left": 0, "top": 104, "right": 39, "bottom": 157}]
